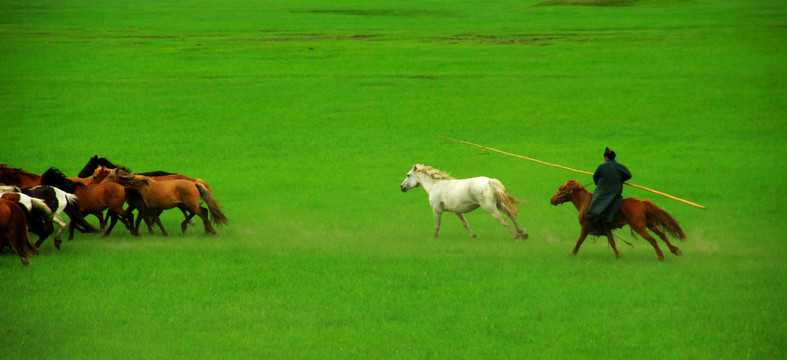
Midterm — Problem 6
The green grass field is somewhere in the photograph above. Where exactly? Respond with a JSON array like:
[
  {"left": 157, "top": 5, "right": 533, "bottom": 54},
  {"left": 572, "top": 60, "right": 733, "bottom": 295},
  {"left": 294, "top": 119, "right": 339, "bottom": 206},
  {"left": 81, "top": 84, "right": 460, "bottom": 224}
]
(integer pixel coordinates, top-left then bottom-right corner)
[{"left": 1, "top": 0, "right": 785, "bottom": 358}]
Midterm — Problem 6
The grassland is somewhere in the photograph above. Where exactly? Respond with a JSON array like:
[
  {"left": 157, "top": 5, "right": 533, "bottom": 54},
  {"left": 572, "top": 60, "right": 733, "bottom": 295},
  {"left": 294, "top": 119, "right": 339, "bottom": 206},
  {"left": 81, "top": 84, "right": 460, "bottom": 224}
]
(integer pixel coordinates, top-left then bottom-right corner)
[{"left": 1, "top": 0, "right": 785, "bottom": 358}]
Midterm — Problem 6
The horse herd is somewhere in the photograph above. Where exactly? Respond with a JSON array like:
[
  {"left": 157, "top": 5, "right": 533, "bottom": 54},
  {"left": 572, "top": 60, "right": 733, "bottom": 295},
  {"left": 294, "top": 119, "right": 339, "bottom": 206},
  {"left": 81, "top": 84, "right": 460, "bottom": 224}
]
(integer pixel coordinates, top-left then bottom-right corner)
[
  {"left": 0, "top": 160, "right": 686, "bottom": 266},
  {"left": 0, "top": 156, "right": 229, "bottom": 266}
]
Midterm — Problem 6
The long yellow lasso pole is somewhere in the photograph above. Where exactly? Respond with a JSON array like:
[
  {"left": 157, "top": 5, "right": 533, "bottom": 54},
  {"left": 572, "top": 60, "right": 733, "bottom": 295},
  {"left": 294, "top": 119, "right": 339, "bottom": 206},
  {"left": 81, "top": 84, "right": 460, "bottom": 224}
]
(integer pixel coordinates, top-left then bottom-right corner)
[{"left": 440, "top": 136, "right": 706, "bottom": 209}]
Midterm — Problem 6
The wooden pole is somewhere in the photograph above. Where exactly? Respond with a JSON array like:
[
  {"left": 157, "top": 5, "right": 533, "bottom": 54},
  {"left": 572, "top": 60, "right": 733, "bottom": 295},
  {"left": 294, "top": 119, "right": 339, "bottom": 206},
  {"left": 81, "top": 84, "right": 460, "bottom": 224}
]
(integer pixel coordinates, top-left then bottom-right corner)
[{"left": 440, "top": 136, "right": 706, "bottom": 209}]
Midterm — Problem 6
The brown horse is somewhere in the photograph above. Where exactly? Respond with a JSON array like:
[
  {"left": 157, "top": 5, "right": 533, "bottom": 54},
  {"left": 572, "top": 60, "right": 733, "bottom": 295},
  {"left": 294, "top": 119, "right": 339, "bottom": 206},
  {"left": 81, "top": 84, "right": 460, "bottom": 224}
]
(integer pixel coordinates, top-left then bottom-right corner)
[
  {"left": 0, "top": 164, "right": 93, "bottom": 187},
  {"left": 0, "top": 197, "right": 38, "bottom": 266},
  {"left": 40, "top": 168, "right": 141, "bottom": 239},
  {"left": 550, "top": 179, "right": 686, "bottom": 261},
  {"left": 91, "top": 166, "right": 212, "bottom": 233},
  {"left": 108, "top": 170, "right": 228, "bottom": 235},
  {"left": 0, "top": 164, "right": 42, "bottom": 188}
]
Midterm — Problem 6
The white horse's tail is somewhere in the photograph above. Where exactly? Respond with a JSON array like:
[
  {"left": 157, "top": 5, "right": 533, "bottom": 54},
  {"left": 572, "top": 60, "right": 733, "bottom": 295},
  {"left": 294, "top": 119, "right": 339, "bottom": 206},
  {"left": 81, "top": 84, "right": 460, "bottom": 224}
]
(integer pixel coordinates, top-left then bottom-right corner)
[
  {"left": 30, "top": 197, "right": 52, "bottom": 218},
  {"left": 62, "top": 191, "right": 79, "bottom": 207},
  {"left": 490, "top": 179, "right": 520, "bottom": 218}
]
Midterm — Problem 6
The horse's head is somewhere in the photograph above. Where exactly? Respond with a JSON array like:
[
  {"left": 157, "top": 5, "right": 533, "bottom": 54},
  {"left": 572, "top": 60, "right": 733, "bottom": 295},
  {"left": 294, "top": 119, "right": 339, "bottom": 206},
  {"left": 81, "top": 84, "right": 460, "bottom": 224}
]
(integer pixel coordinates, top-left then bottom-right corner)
[
  {"left": 41, "top": 168, "right": 78, "bottom": 193},
  {"left": 400, "top": 164, "right": 423, "bottom": 192},
  {"left": 78, "top": 155, "right": 119, "bottom": 178},
  {"left": 77, "top": 155, "right": 100, "bottom": 178},
  {"left": 88, "top": 166, "right": 111, "bottom": 185},
  {"left": 550, "top": 179, "right": 584, "bottom": 205}
]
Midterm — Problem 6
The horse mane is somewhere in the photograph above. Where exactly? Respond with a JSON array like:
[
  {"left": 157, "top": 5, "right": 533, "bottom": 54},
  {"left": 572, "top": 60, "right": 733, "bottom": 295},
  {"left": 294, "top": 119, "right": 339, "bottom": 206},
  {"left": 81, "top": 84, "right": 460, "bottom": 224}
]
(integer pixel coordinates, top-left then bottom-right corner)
[
  {"left": 94, "top": 156, "right": 119, "bottom": 168},
  {"left": 562, "top": 179, "right": 593, "bottom": 222},
  {"left": 41, "top": 168, "right": 79, "bottom": 193},
  {"left": 115, "top": 168, "right": 153, "bottom": 186},
  {"left": 414, "top": 165, "right": 455, "bottom": 180}
]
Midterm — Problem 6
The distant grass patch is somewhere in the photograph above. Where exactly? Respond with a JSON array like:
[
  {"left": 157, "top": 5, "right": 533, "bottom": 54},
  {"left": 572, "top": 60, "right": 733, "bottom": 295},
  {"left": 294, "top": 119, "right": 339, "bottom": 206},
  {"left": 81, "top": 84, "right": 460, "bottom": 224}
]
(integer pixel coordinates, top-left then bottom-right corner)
[
  {"left": 294, "top": 8, "right": 452, "bottom": 17},
  {"left": 538, "top": 0, "right": 692, "bottom": 6}
]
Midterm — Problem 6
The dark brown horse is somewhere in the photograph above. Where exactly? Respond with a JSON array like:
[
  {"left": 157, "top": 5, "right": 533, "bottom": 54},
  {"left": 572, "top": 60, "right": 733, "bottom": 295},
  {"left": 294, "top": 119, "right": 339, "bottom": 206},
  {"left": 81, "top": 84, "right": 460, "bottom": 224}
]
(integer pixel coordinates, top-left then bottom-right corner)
[
  {"left": 0, "top": 197, "right": 38, "bottom": 266},
  {"left": 0, "top": 164, "right": 41, "bottom": 188},
  {"left": 550, "top": 179, "right": 686, "bottom": 261},
  {"left": 108, "top": 169, "right": 228, "bottom": 235},
  {"left": 41, "top": 168, "right": 141, "bottom": 239}
]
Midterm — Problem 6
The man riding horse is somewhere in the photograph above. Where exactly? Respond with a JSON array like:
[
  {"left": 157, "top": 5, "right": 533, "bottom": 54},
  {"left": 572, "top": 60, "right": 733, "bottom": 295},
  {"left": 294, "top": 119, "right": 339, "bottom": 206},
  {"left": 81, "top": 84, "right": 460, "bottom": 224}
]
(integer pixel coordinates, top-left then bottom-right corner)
[{"left": 587, "top": 147, "right": 632, "bottom": 236}]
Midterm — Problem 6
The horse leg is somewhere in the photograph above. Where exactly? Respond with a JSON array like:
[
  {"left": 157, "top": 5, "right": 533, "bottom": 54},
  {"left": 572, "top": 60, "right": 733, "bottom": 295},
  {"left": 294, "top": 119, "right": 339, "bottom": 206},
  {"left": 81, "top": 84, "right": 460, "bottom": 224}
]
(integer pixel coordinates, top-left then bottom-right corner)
[
  {"left": 124, "top": 203, "right": 142, "bottom": 236},
  {"left": 51, "top": 214, "right": 68, "bottom": 249},
  {"left": 606, "top": 233, "right": 621, "bottom": 259},
  {"left": 507, "top": 216, "right": 528, "bottom": 241},
  {"left": 141, "top": 209, "right": 160, "bottom": 234},
  {"left": 134, "top": 208, "right": 157, "bottom": 235},
  {"left": 570, "top": 228, "right": 591, "bottom": 256},
  {"left": 123, "top": 210, "right": 140, "bottom": 236},
  {"left": 432, "top": 209, "right": 442, "bottom": 238},
  {"left": 633, "top": 225, "right": 665, "bottom": 261},
  {"left": 650, "top": 226, "right": 682, "bottom": 256},
  {"left": 180, "top": 208, "right": 196, "bottom": 226},
  {"left": 104, "top": 213, "right": 118, "bottom": 237},
  {"left": 97, "top": 213, "right": 108, "bottom": 230},
  {"left": 178, "top": 205, "right": 196, "bottom": 234},
  {"left": 146, "top": 209, "right": 168, "bottom": 236},
  {"left": 193, "top": 206, "right": 215, "bottom": 234},
  {"left": 68, "top": 219, "right": 79, "bottom": 240},
  {"left": 455, "top": 213, "right": 478, "bottom": 238},
  {"left": 482, "top": 204, "right": 517, "bottom": 239}
]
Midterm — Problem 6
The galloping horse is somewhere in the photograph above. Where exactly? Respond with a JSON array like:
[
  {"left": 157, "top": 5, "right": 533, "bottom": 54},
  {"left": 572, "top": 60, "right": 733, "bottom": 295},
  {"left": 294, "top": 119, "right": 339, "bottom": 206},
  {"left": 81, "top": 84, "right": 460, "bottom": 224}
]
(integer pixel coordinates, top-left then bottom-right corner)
[
  {"left": 41, "top": 168, "right": 141, "bottom": 239},
  {"left": 0, "top": 164, "right": 41, "bottom": 188},
  {"left": 108, "top": 169, "right": 228, "bottom": 235},
  {"left": 92, "top": 166, "right": 214, "bottom": 233},
  {"left": 550, "top": 179, "right": 686, "bottom": 261},
  {"left": 400, "top": 164, "right": 528, "bottom": 240},
  {"left": 0, "top": 197, "right": 37, "bottom": 266}
]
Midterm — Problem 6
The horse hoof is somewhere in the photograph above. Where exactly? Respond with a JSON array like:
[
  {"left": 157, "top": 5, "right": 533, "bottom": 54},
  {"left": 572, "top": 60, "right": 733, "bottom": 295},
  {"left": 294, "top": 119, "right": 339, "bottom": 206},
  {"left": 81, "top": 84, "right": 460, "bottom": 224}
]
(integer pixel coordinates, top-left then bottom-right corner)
[
  {"left": 55, "top": 241, "right": 62, "bottom": 250},
  {"left": 674, "top": 249, "right": 682, "bottom": 256},
  {"left": 21, "top": 257, "right": 29, "bottom": 266}
]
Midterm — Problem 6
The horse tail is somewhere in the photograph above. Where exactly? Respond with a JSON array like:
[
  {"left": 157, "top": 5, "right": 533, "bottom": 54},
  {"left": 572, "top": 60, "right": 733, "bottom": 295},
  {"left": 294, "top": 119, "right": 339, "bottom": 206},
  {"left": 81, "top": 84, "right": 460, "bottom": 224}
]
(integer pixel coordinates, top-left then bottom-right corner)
[
  {"left": 64, "top": 193, "right": 101, "bottom": 233},
  {"left": 642, "top": 200, "right": 686, "bottom": 241},
  {"left": 490, "top": 179, "right": 520, "bottom": 218},
  {"left": 30, "top": 197, "right": 52, "bottom": 219},
  {"left": 196, "top": 184, "right": 228, "bottom": 226},
  {"left": 195, "top": 179, "right": 212, "bottom": 193}
]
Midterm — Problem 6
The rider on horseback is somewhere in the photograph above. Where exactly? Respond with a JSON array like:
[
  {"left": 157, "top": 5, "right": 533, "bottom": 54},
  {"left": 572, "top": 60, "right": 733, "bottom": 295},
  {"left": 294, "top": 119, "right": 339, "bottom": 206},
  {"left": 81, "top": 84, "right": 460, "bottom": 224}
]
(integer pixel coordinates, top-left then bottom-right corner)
[{"left": 587, "top": 148, "right": 632, "bottom": 237}]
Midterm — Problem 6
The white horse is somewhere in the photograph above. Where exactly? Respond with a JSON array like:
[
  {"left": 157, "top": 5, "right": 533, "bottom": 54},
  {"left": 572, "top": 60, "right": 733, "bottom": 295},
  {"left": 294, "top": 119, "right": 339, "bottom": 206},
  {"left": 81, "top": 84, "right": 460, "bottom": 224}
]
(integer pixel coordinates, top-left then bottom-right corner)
[{"left": 400, "top": 164, "right": 528, "bottom": 240}]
